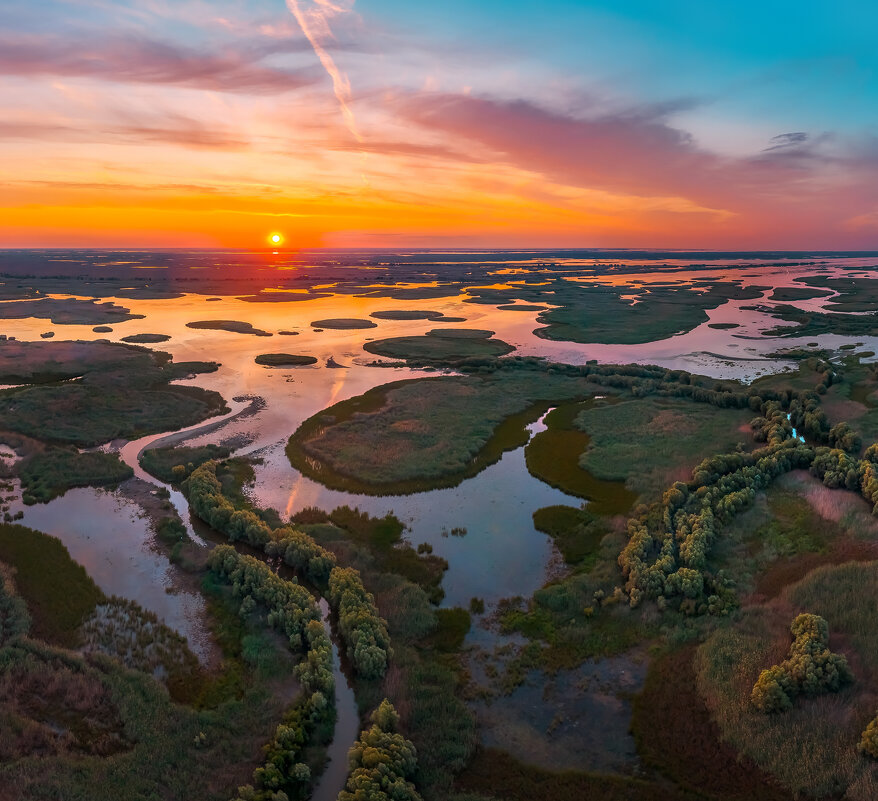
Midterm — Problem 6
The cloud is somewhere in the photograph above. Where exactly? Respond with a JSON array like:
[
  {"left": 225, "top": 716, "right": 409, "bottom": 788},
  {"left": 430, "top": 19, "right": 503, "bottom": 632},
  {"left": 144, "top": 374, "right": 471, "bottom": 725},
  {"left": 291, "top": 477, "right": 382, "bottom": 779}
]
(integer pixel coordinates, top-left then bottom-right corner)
[
  {"left": 0, "top": 33, "right": 320, "bottom": 93},
  {"left": 396, "top": 92, "right": 878, "bottom": 209},
  {"left": 763, "top": 131, "right": 809, "bottom": 151},
  {"left": 0, "top": 111, "right": 248, "bottom": 149}
]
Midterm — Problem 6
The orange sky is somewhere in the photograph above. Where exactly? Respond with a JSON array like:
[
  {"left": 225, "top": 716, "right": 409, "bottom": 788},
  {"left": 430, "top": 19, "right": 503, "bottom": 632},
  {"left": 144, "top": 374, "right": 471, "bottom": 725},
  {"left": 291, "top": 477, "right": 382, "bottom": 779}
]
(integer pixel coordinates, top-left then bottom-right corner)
[{"left": 2, "top": 0, "right": 878, "bottom": 249}]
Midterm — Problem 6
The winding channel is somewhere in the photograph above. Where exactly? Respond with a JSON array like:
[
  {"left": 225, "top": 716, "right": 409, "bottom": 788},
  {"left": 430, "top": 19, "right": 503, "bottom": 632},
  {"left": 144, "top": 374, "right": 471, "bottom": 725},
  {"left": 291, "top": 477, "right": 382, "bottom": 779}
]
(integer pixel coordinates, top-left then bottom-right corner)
[{"left": 114, "top": 401, "right": 360, "bottom": 801}]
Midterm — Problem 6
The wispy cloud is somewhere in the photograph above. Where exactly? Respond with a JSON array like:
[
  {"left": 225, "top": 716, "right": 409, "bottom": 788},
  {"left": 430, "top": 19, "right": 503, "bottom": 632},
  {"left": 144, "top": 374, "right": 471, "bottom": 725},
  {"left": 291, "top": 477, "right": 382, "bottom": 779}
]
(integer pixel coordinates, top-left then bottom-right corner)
[
  {"left": 0, "top": 33, "right": 320, "bottom": 93},
  {"left": 285, "top": 0, "right": 361, "bottom": 139}
]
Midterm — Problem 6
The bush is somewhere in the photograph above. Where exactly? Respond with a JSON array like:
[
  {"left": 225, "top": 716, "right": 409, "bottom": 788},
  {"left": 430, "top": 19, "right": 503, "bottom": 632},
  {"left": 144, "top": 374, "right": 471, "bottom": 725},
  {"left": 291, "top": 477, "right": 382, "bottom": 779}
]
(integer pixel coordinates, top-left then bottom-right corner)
[
  {"left": 751, "top": 614, "right": 852, "bottom": 713},
  {"left": 328, "top": 567, "right": 392, "bottom": 679},
  {"left": 338, "top": 700, "right": 423, "bottom": 801}
]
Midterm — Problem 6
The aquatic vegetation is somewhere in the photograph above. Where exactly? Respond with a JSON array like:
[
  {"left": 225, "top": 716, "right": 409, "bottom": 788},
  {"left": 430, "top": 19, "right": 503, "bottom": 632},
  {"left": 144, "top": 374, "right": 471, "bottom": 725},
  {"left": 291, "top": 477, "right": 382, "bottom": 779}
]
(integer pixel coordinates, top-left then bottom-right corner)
[
  {"left": 186, "top": 320, "right": 272, "bottom": 336},
  {"left": 364, "top": 330, "right": 513, "bottom": 361},
  {"left": 140, "top": 443, "right": 232, "bottom": 483},
  {"left": 121, "top": 333, "right": 172, "bottom": 343},
  {"left": 0, "top": 341, "right": 225, "bottom": 446},
  {"left": 288, "top": 372, "right": 602, "bottom": 493},
  {"left": 310, "top": 317, "right": 378, "bottom": 329},
  {"left": 16, "top": 447, "right": 133, "bottom": 503},
  {"left": 0, "top": 524, "right": 104, "bottom": 647},
  {"left": 532, "top": 505, "right": 609, "bottom": 565},
  {"left": 369, "top": 309, "right": 447, "bottom": 320},
  {"left": 254, "top": 353, "right": 318, "bottom": 366},
  {"left": 0, "top": 297, "right": 144, "bottom": 325}
]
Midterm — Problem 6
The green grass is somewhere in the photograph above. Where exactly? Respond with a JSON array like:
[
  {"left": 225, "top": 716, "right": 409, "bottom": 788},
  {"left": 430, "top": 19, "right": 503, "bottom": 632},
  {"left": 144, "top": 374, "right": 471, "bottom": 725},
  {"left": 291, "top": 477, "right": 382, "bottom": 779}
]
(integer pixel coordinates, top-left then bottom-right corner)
[
  {"left": 695, "top": 562, "right": 878, "bottom": 799},
  {"left": 0, "top": 524, "right": 104, "bottom": 647},
  {"left": 310, "top": 317, "right": 377, "bottom": 329},
  {"left": 140, "top": 443, "right": 232, "bottom": 483},
  {"left": 0, "top": 342, "right": 225, "bottom": 446},
  {"left": 455, "top": 747, "right": 694, "bottom": 801},
  {"left": 430, "top": 608, "right": 471, "bottom": 652},
  {"left": 287, "top": 372, "right": 604, "bottom": 494},
  {"left": 757, "top": 304, "right": 878, "bottom": 338},
  {"left": 532, "top": 505, "right": 609, "bottom": 565},
  {"left": 525, "top": 399, "right": 637, "bottom": 515},
  {"left": 631, "top": 647, "right": 793, "bottom": 801},
  {"left": 185, "top": 320, "right": 271, "bottom": 336},
  {"left": 363, "top": 332, "right": 513, "bottom": 361},
  {"left": 574, "top": 397, "right": 752, "bottom": 503},
  {"left": 254, "top": 353, "right": 317, "bottom": 366},
  {"left": 468, "top": 279, "right": 764, "bottom": 345},
  {"left": 295, "top": 506, "right": 449, "bottom": 602},
  {"left": 17, "top": 447, "right": 133, "bottom": 503}
]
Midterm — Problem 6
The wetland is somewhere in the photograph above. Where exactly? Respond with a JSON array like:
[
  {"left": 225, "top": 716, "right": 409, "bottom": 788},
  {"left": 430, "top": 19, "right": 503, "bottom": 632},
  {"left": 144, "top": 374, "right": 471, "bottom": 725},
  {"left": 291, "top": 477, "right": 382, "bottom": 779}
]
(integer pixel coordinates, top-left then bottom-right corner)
[{"left": 5, "top": 248, "right": 878, "bottom": 801}]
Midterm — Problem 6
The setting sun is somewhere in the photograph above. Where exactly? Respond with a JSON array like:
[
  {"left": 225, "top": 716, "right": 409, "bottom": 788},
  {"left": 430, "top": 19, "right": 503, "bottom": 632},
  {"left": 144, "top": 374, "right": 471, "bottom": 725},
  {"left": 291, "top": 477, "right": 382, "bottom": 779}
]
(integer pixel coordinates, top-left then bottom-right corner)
[{"left": 269, "top": 233, "right": 283, "bottom": 245}]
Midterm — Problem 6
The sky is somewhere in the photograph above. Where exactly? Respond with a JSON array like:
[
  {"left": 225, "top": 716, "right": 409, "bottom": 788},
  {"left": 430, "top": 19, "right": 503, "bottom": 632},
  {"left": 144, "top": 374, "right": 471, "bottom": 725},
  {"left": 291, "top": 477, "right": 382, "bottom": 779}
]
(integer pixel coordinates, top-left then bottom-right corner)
[{"left": 2, "top": 0, "right": 878, "bottom": 249}]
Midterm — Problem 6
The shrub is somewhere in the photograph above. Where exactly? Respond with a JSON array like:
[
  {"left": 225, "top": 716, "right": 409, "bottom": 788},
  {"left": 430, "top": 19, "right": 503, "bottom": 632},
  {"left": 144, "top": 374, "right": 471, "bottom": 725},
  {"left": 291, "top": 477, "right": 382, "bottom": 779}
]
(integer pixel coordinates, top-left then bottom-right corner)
[
  {"left": 338, "top": 700, "right": 423, "bottom": 801},
  {"left": 750, "top": 614, "right": 852, "bottom": 713}
]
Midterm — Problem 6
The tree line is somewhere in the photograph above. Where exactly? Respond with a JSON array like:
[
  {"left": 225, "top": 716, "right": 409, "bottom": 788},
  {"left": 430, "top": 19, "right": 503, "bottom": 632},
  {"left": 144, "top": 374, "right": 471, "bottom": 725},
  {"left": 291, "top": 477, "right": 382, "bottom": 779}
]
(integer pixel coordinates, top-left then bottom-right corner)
[
  {"left": 187, "top": 462, "right": 391, "bottom": 679},
  {"left": 339, "top": 699, "right": 423, "bottom": 801},
  {"left": 208, "top": 545, "right": 334, "bottom": 801}
]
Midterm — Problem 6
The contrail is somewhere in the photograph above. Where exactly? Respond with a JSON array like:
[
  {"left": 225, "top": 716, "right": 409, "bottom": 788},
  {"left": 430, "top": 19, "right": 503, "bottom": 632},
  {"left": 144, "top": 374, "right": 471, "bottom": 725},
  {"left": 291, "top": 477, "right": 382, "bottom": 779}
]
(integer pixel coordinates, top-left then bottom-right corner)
[{"left": 286, "top": 0, "right": 361, "bottom": 141}]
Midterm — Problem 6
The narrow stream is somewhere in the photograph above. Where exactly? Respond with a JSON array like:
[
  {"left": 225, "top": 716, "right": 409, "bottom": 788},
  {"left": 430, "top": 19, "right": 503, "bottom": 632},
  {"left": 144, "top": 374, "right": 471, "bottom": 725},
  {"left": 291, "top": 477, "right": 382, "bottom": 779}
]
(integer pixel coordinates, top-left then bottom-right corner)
[
  {"left": 312, "top": 598, "right": 360, "bottom": 801},
  {"left": 112, "top": 406, "right": 363, "bottom": 798},
  {"left": 117, "top": 396, "right": 253, "bottom": 544}
]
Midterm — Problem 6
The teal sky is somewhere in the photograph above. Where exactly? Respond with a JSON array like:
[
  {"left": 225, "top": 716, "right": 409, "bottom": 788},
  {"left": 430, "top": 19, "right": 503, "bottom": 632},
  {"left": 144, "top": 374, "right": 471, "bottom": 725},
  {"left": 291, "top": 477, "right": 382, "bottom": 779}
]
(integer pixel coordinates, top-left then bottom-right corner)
[{"left": 1, "top": 0, "right": 877, "bottom": 247}]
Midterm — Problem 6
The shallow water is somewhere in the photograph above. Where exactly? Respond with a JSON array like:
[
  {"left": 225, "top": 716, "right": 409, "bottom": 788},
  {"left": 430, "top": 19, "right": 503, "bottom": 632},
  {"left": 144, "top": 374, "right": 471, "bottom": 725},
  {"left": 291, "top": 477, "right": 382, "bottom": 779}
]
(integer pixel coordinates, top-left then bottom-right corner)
[
  {"left": 6, "top": 484, "right": 213, "bottom": 660},
  {"left": 1, "top": 259, "right": 876, "bottom": 626},
  {"left": 249, "top": 412, "right": 581, "bottom": 609},
  {"left": 312, "top": 598, "right": 360, "bottom": 801},
  {"left": 4, "top": 255, "right": 878, "bottom": 789}
]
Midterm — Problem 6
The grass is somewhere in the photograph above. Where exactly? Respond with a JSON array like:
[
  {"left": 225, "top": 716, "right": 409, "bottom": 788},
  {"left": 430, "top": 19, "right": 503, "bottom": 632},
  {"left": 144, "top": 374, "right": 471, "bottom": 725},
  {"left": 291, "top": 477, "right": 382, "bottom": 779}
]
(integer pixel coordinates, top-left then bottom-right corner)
[
  {"left": 757, "top": 304, "right": 878, "bottom": 338},
  {"left": 0, "top": 297, "right": 143, "bottom": 325},
  {"left": 631, "top": 647, "right": 793, "bottom": 801},
  {"left": 294, "top": 506, "right": 449, "bottom": 603},
  {"left": 532, "top": 505, "right": 609, "bottom": 565},
  {"left": 573, "top": 397, "right": 752, "bottom": 503},
  {"left": 494, "top": 279, "right": 766, "bottom": 345},
  {"left": 1, "top": 637, "right": 292, "bottom": 801},
  {"left": 524, "top": 399, "right": 637, "bottom": 515},
  {"left": 254, "top": 353, "right": 317, "bottom": 366},
  {"left": 16, "top": 448, "right": 132, "bottom": 504},
  {"left": 186, "top": 320, "right": 272, "bottom": 336},
  {"left": 120, "top": 333, "right": 171, "bottom": 343},
  {"left": 364, "top": 332, "right": 513, "bottom": 361},
  {"left": 695, "top": 562, "right": 878, "bottom": 799},
  {"left": 430, "top": 608, "right": 471, "bottom": 652},
  {"left": 455, "top": 747, "right": 694, "bottom": 801},
  {"left": 310, "top": 317, "right": 377, "bottom": 329},
  {"left": 140, "top": 443, "right": 232, "bottom": 483},
  {"left": 0, "top": 524, "right": 105, "bottom": 647},
  {"left": 0, "top": 341, "right": 225, "bottom": 446},
  {"left": 287, "top": 372, "right": 604, "bottom": 494}
]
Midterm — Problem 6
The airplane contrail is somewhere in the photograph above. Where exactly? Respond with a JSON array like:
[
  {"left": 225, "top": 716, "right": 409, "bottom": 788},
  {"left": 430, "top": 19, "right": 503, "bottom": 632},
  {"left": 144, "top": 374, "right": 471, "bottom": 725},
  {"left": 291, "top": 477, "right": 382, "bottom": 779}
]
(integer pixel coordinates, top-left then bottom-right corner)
[{"left": 286, "top": 0, "right": 361, "bottom": 141}]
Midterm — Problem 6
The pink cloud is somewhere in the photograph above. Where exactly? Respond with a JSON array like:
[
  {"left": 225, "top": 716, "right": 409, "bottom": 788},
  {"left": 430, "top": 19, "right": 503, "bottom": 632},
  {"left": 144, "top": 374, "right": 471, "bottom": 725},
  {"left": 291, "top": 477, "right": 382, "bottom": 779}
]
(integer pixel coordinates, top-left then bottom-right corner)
[{"left": 0, "top": 33, "right": 320, "bottom": 94}]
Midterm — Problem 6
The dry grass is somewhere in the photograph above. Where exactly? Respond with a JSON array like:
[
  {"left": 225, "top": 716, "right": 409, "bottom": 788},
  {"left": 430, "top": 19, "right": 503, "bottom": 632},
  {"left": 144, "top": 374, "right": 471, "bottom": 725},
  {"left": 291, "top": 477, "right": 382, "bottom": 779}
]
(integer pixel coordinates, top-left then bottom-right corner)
[{"left": 695, "top": 562, "right": 878, "bottom": 799}]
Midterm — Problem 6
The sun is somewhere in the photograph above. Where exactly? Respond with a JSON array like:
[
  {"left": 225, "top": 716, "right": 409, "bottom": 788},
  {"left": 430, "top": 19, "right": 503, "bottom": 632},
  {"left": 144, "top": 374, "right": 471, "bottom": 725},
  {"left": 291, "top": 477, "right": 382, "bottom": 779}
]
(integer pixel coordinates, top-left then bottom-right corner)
[{"left": 268, "top": 232, "right": 283, "bottom": 246}]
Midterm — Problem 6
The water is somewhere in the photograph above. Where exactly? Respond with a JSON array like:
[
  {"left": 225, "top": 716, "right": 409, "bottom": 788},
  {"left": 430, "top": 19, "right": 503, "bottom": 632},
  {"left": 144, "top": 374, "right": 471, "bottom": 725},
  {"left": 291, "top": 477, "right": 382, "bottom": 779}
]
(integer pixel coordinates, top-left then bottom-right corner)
[
  {"left": 6, "top": 484, "right": 213, "bottom": 661},
  {"left": 5, "top": 251, "right": 878, "bottom": 791},
  {"left": 312, "top": 599, "right": 360, "bottom": 801}
]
